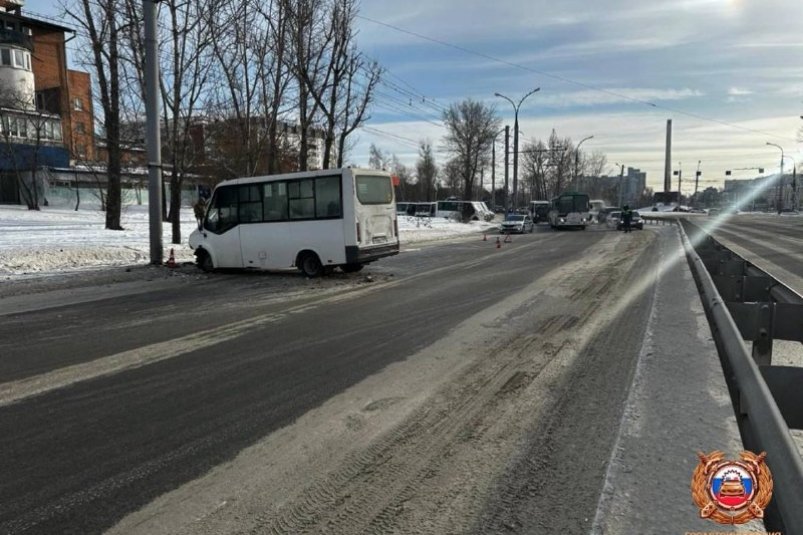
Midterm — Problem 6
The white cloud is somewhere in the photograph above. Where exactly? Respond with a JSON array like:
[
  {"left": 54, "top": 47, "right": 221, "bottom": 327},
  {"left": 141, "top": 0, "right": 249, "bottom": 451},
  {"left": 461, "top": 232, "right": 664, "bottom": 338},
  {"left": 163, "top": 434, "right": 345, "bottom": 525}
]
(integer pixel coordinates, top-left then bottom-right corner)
[
  {"left": 536, "top": 88, "right": 704, "bottom": 108},
  {"left": 728, "top": 87, "right": 753, "bottom": 96}
]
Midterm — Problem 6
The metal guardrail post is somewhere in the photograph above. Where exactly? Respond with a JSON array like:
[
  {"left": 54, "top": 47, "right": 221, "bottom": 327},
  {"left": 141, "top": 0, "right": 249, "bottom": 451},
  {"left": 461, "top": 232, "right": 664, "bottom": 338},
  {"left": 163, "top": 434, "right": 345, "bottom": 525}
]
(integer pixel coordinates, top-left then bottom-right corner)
[{"left": 679, "top": 221, "right": 803, "bottom": 534}]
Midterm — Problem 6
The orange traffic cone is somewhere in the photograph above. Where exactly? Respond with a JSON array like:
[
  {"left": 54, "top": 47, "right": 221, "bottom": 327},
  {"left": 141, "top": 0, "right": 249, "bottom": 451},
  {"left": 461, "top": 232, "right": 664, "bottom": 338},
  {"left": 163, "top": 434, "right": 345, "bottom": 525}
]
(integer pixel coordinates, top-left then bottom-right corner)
[
  {"left": 496, "top": 237, "right": 501, "bottom": 249},
  {"left": 166, "top": 248, "right": 177, "bottom": 268}
]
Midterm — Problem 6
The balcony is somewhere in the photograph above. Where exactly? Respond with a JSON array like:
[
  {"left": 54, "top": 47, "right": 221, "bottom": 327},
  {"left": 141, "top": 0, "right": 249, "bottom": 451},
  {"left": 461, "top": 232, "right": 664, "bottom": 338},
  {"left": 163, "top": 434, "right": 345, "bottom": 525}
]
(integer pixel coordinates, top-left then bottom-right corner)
[{"left": 0, "top": 27, "right": 32, "bottom": 51}]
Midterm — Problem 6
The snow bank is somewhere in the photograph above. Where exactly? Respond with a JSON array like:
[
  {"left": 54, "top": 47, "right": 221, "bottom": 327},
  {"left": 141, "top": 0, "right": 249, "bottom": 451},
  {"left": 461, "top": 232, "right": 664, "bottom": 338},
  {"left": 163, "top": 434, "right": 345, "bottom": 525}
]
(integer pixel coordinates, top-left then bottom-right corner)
[{"left": 0, "top": 206, "right": 496, "bottom": 277}]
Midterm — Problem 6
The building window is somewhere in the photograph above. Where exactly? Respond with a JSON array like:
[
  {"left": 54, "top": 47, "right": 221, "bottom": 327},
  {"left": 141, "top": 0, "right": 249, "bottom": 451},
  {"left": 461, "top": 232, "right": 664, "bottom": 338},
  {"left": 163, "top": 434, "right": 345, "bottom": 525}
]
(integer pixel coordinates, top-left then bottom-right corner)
[
  {"left": 73, "top": 98, "right": 83, "bottom": 111},
  {"left": 0, "top": 48, "right": 9, "bottom": 66},
  {"left": 13, "top": 49, "right": 23, "bottom": 69},
  {"left": 75, "top": 122, "right": 85, "bottom": 134}
]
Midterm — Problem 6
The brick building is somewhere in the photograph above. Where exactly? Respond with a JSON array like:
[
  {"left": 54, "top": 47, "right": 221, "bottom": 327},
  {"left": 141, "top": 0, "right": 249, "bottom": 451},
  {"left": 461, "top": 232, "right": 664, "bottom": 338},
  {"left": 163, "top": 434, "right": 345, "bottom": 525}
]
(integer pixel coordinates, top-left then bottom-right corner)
[{"left": 0, "top": 0, "right": 95, "bottom": 203}]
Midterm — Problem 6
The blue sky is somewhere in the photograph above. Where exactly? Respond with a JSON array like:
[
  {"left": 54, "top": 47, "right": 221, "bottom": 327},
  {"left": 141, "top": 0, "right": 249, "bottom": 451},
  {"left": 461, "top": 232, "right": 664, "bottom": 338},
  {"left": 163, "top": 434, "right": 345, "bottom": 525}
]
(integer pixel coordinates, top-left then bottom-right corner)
[{"left": 23, "top": 0, "right": 803, "bottom": 191}]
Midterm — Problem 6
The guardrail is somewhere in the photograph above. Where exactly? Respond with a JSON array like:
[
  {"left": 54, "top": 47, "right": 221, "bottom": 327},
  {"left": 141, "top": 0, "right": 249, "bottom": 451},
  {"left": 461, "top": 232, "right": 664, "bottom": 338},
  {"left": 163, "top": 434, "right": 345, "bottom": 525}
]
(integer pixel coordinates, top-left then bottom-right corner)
[
  {"left": 640, "top": 214, "right": 676, "bottom": 225},
  {"left": 679, "top": 219, "right": 803, "bottom": 534}
]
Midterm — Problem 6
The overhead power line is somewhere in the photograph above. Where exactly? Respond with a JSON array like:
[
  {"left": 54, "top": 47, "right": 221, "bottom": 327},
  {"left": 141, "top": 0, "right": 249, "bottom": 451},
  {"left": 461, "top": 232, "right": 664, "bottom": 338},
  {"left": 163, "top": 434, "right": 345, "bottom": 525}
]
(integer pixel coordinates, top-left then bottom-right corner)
[{"left": 356, "top": 14, "right": 799, "bottom": 144}]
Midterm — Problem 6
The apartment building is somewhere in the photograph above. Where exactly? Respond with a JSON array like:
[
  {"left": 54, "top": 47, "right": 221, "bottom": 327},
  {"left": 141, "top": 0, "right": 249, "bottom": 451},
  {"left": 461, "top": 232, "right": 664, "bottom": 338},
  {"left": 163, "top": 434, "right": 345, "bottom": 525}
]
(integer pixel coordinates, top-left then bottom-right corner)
[{"left": 0, "top": 0, "right": 93, "bottom": 203}]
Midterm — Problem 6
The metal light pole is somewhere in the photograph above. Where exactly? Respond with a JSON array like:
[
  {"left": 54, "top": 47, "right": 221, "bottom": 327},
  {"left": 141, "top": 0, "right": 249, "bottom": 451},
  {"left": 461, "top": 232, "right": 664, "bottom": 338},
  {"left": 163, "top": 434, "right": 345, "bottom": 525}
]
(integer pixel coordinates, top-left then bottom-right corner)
[
  {"left": 673, "top": 162, "right": 682, "bottom": 205},
  {"left": 767, "top": 142, "right": 784, "bottom": 213},
  {"left": 573, "top": 135, "right": 593, "bottom": 190},
  {"left": 495, "top": 88, "right": 540, "bottom": 211},
  {"left": 504, "top": 125, "right": 510, "bottom": 213},
  {"left": 694, "top": 160, "right": 702, "bottom": 207},
  {"left": 144, "top": 0, "right": 163, "bottom": 264}
]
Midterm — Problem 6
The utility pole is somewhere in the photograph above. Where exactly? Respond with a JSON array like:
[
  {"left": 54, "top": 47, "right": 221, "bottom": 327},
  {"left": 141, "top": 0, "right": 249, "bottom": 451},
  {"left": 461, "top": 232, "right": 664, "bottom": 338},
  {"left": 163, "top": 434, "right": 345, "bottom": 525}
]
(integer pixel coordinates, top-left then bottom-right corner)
[
  {"left": 694, "top": 160, "right": 701, "bottom": 207},
  {"left": 504, "top": 125, "right": 510, "bottom": 213},
  {"left": 617, "top": 163, "right": 625, "bottom": 207},
  {"left": 144, "top": 0, "right": 163, "bottom": 264},
  {"left": 491, "top": 138, "right": 496, "bottom": 208},
  {"left": 664, "top": 119, "right": 672, "bottom": 193}
]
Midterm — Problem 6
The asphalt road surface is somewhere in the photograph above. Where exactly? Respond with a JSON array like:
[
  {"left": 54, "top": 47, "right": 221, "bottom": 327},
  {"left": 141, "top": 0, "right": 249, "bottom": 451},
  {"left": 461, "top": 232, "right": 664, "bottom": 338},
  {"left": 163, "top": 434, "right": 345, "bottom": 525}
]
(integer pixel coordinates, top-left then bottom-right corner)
[
  {"left": 1, "top": 225, "right": 662, "bottom": 534},
  {"left": 702, "top": 213, "right": 803, "bottom": 293}
]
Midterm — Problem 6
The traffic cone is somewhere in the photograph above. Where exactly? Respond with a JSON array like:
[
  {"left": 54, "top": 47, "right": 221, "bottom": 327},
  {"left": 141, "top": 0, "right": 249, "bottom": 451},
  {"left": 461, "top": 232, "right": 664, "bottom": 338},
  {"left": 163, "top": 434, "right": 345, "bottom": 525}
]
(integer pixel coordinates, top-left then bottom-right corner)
[
  {"left": 504, "top": 233, "right": 512, "bottom": 243},
  {"left": 496, "top": 237, "right": 501, "bottom": 249},
  {"left": 166, "top": 248, "right": 177, "bottom": 268}
]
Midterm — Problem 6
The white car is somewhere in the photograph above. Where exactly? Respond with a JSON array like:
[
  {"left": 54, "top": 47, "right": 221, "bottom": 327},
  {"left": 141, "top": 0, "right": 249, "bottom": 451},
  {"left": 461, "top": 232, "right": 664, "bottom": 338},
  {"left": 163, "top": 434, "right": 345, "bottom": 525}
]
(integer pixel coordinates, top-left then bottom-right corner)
[{"left": 500, "top": 214, "right": 534, "bottom": 233}]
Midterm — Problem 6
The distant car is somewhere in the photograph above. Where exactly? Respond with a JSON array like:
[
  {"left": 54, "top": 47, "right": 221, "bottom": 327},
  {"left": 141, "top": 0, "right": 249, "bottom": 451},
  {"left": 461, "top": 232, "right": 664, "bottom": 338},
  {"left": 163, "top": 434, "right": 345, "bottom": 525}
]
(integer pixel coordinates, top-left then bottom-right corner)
[
  {"left": 500, "top": 214, "right": 534, "bottom": 234},
  {"left": 707, "top": 208, "right": 721, "bottom": 216},
  {"left": 607, "top": 211, "right": 621, "bottom": 228},
  {"left": 597, "top": 207, "right": 619, "bottom": 224},
  {"left": 614, "top": 210, "right": 643, "bottom": 230}
]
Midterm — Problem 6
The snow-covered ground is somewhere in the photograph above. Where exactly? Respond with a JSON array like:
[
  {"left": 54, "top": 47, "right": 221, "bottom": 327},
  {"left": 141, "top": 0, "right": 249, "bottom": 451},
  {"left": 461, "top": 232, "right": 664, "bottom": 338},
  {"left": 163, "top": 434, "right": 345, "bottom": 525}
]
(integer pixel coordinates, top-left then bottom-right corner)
[{"left": 0, "top": 205, "right": 497, "bottom": 277}]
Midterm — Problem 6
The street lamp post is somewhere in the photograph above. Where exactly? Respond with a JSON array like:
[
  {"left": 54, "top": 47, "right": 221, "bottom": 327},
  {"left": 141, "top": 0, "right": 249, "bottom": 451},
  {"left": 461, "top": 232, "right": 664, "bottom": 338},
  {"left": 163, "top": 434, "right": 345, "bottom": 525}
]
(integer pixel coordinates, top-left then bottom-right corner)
[
  {"left": 766, "top": 142, "right": 784, "bottom": 213},
  {"left": 495, "top": 88, "right": 540, "bottom": 211},
  {"left": 573, "top": 135, "right": 593, "bottom": 190}
]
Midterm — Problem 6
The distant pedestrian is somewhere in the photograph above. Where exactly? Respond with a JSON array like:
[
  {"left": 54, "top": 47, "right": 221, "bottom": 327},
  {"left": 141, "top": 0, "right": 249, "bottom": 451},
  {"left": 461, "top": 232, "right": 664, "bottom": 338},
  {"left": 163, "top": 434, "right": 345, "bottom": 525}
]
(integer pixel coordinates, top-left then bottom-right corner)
[
  {"left": 193, "top": 198, "right": 207, "bottom": 228},
  {"left": 621, "top": 205, "right": 633, "bottom": 233}
]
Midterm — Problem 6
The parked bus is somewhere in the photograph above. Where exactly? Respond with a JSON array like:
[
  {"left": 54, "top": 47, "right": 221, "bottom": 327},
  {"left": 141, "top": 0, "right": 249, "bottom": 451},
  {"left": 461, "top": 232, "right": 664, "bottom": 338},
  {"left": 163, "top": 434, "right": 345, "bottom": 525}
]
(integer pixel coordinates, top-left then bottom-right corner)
[
  {"left": 548, "top": 192, "right": 592, "bottom": 229},
  {"left": 529, "top": 200, "right": 551, "bottom": 223},
  {"left": 435, "top": 200, "right": 494, "bottom": 221},
  {"left": 189, "top": 168, "right": 399, "bottom": 277},
  {"left": 413, "top": 202, "right": 436, "bottom": 217}
]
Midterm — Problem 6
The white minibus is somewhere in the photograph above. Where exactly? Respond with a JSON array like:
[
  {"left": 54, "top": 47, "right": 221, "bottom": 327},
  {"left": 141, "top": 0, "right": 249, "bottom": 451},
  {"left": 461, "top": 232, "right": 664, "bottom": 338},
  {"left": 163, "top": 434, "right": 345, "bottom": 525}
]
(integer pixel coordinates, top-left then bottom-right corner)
[{"left": 189, "top": 168, "right": 399, "bottom": 277}]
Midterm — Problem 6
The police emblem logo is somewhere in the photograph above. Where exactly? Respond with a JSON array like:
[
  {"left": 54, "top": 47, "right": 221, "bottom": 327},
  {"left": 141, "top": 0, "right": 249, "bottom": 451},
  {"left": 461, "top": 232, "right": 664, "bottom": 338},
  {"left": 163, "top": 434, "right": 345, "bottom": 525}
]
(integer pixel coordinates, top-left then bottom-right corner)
[{"left": 691, "top": 450, "right": 773, "bottom": 525}]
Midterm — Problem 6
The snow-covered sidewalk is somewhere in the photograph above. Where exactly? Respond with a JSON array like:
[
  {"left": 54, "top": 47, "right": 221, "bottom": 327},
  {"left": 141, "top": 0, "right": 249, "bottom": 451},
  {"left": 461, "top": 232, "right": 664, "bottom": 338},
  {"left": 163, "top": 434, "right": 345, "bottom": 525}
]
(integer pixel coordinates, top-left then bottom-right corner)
[{"left": 0, "top": 205, "right": 497, "bottom": 277}]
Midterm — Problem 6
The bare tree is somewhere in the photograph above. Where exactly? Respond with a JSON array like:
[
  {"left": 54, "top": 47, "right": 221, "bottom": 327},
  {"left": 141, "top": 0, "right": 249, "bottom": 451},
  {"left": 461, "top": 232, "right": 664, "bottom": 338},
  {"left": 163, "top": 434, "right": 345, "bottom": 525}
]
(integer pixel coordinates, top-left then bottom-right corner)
[
  {"left": 583, "top": 149, "right": 608, "bottom": 178},
  {"left": 294, "top": 0, "right": 380, "bottom": 169},
  {"left": 546, "top": 130, "right": 573, "bottom": 197},
  {"left": 256, "top": 0, "right": 294, "bottom": 175},
  {"left": 368, "top": 143, "right": 388, "bottom": 169},
  {"left": 203, "top": 0, "right": 274, "bottom": 178},
  {"left": 286, "top": 0, "right": 329, "bottom": 171},
  {"left": 63, "top": 0, "right": 125, "bottom": 230},
  {"left": 416, "top": 141, "right": 438, "bottom": 202},
  {"left": 442, "top": 99, "right": 500, "bottom": 203},
  {"left": 521, "top": 139, "right": 549, "bottom": 201}
]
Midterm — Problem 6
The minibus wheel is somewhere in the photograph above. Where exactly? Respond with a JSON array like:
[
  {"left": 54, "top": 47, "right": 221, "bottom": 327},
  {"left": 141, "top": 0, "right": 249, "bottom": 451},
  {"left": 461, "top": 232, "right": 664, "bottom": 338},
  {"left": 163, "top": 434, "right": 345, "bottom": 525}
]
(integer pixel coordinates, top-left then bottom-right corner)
[
  {"left": 196, "top": 249, "right": 214, "bottom": 272},
  {"left": 299, "top": 252, "right": 324, "bottom": 278}
]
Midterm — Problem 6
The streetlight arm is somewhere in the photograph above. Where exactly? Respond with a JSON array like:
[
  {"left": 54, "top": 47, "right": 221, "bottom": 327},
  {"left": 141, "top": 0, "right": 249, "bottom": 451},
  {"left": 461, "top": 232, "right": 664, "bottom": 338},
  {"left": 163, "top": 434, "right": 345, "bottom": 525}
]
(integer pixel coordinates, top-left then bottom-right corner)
[
  {"left": 517, "top": 87, "right": 541, "bottom": 109},
  {"left": 494, "top": 93, "right": 516, "bottom": 111}
]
